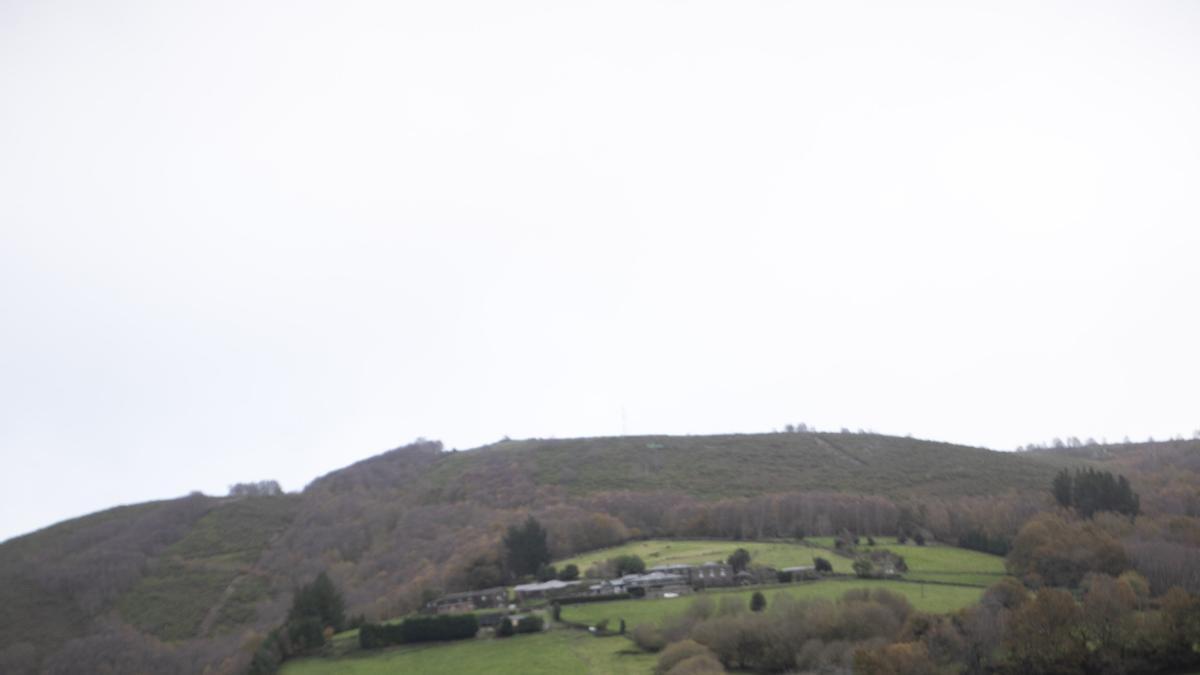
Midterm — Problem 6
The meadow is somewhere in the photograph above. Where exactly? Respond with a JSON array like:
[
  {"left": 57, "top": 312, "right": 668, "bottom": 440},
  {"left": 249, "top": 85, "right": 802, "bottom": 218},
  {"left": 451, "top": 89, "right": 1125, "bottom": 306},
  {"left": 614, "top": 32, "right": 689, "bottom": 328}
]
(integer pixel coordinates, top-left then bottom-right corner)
[
  {"left": 559, "top": 578, "right": 984, "bottom": 628},
  {"left": 279, "top": 538, "right": 999, "bottom": 675},
  {"left": 556, "top": 539, "right": 854, "bottom": 574},
  {"left": 806, "top": 536, "right": 1007, "bottom": 586}
]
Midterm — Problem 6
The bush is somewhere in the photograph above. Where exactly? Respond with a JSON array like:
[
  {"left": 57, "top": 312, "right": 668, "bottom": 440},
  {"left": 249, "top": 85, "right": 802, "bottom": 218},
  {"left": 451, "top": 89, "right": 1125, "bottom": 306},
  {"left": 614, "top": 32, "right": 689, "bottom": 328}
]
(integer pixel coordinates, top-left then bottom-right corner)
[
  {"left": 559, "top": 564, "right": 580, "bottom": 581},
  {"left": 665, "top": 654, "right": 726, "bottom": 674},
  {"left": 913, "top": 533, "right": 926, "bottom": 546},
  {"left": 362, "top": 614, "right": 479, "bottom": 648},
  {"left": 612, "top": 554, "right": 647, "bottom": 576},
  {"left": 400, "top": 614, "right": 479, "bottom": 642},
  {"left": 727, "top": 548, "right": 751, "bottom": 573},
  {"left": 750, "top": 592, "right": 766, "bottom": 613},
  {"left": 814, "top": 557, "right": 833, "bottom": 573},
  {"left": 495, "top": 618, "right": 514, "bottom": 638},
  {"left": 515, "top": 615, "right": 544, "bottom": 634},
  {"left": 359, "top": 622, "right": 404, "bottom": 649},
  {"left": 556, "top": 593, "right": 633, "bottom": 605},
  {"left": 657, "top": 639, "right": 719, "bottom": 674},
  {"left": 632, "top": 623, "right": 668, "bottom": 652}
]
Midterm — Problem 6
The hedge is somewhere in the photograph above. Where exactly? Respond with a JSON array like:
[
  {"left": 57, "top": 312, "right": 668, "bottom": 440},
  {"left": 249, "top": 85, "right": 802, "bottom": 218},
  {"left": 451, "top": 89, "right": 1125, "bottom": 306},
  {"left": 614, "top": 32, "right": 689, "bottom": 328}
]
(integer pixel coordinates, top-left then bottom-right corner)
[
  {"left": 359, "top": 614, "right": 480, "bottom": 649},
  {"left": 515, "top": 615, "right": 544, "bottom": 634},
  {"left": 554, "top": 593, "right": 633, "bottom": 606}
]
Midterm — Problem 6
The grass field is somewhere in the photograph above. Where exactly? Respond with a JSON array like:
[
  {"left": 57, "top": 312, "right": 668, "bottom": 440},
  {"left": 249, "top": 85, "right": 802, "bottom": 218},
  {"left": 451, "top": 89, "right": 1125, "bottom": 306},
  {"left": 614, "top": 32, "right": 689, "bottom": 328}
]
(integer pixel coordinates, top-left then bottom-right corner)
[
  {"left": 559, "top": 579, "right": 983, "bottom": 629},
  {"left": 556, "top": 539, "right": 854, "bottom": 574},
  {"left": 281, "top": 629, "right": 656, "bottom": 675},
  {"left": 806, "top": 537, "right": 1006, "bottom": 586}
]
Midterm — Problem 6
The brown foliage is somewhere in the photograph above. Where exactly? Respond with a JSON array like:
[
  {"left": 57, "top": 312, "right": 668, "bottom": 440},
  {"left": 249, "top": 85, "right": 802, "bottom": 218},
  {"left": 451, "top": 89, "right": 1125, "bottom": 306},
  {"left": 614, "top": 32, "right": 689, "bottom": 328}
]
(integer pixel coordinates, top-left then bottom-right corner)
[{"left": 1007, "top": 512, "right": 1130, "bottom": 587}]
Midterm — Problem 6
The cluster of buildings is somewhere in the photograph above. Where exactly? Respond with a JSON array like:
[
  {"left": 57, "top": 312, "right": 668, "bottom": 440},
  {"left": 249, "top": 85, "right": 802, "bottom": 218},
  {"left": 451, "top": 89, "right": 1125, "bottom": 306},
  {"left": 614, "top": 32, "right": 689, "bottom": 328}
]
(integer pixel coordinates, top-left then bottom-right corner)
[{"left": 425, "top": 560, "right": 821, "bottom": 614}]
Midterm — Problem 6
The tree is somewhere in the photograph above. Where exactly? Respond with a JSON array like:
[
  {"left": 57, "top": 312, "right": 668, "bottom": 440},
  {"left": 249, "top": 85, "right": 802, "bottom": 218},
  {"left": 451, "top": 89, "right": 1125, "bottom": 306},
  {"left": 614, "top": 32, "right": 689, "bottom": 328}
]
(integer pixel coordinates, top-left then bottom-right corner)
[
  {"left": 814, "top": 557, "right": 833, "bottom": 573},
  {"left": 559, "top": 564, "right": 580, "bottom": 581},
  {"left": 536, "top": 564, "right": 557, "bottom": 582},
  {"left": 229, "top": 480, "right": 283, "bottom": 497},
  {"left": 289, "top": 572, "right": 346, "bottom": 637},
  {"left": 750, "top": 591, "right": 766, "bottom": 612},
  {"left": 495, "top": 617, "right": 514, "bottom": 638},
  {"left": 503, "top": 516, "right": 551, "bottom": 577},
  {"left": 612, "top": 554, "right": 646, "bottom": 576},
  {"left": 727, "top": 548, "right": 751, "bottom": 573}
]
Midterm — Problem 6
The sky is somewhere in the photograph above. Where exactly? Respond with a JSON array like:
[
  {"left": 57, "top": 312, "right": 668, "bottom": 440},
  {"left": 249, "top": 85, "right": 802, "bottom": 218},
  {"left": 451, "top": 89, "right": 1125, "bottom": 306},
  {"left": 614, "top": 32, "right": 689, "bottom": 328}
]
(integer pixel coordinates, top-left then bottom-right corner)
[{"left": 2, "top": 1, "right": 1199, "bottom": 542}]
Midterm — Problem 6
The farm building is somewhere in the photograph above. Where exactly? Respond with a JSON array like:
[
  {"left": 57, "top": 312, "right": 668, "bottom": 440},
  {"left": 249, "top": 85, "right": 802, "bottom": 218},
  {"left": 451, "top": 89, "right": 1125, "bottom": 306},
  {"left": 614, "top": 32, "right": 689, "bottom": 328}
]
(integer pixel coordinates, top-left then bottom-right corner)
[
  {"left": 513, "top": 579, "right": 581, "bottom": 602},
  {"left": 426, "top": 586, "right": 509, "bottom": 614}
]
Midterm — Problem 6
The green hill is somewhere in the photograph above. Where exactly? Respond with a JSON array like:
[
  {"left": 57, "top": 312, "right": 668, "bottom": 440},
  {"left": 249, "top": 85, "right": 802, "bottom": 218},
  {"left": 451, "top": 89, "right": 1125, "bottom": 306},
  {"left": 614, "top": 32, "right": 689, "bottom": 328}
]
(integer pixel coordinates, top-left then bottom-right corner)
[{"left": 0, "top": 431, "right": 1109, "bottom": 673}]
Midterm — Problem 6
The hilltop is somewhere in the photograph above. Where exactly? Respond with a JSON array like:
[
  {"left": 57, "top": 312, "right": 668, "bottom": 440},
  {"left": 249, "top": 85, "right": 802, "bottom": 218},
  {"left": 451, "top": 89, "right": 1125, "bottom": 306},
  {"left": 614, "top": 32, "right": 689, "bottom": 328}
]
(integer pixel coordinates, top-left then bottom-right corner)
[{"left": 2, "top": 432, "right": 1194, "bottom": 674}]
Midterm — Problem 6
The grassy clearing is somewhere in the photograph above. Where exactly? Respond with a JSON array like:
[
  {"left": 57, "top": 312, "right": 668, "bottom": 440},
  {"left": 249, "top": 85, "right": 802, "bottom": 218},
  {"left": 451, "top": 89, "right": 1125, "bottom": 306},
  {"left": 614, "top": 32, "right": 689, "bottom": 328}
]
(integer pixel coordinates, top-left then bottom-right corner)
[
  {"left": 280, "top": 630, "right": 655, "bottom": 675},
  {"left": 807, "top": 537, "right": 1006, "bottom": 586},
  {"left": 560, "top": 579, "right": 983, "bottom": 628},
  {"left": 556, "top": 539, "right": 854, "bottom": 574}
]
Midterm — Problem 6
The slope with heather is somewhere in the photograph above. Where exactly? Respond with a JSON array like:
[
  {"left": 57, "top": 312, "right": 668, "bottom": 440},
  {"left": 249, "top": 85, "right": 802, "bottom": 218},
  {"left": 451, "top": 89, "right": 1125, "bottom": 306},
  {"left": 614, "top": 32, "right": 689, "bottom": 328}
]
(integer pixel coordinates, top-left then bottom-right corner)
[{"left": 1, "top": 432, "right": 1172, "bottom": 674}]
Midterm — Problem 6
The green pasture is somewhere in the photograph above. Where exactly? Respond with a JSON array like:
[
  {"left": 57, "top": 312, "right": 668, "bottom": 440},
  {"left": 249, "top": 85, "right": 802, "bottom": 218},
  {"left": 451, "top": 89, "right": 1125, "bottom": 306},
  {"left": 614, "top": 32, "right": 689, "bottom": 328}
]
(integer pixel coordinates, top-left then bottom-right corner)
[
  {"left": 556, "top": 539, "right": 854, "bottom": 574},
  {"left": 280, "top": 629, "right": 655, "bottom": 675},
  {"left": 806, "top": 537, "right": 1006, "bottom": 586},
  {"left": 561, "top": 579, "right": 983, "bottom": 628}
]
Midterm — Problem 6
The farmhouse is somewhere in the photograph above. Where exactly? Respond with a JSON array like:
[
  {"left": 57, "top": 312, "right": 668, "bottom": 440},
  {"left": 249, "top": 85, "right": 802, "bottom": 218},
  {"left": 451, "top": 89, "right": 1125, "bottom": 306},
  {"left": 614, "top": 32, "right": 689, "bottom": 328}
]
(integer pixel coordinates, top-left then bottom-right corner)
[
  {"left": 780, "top": 565, "right": 819, "bottom": 581},
  {"left": 426, "top": 586, "right": 509, "bottom": 614},
  {"left": 624, "top": 571, "right": 691, "bottom": 598},
  {"left": 513, "top": 579, "right": 580, "bottom": 602}
]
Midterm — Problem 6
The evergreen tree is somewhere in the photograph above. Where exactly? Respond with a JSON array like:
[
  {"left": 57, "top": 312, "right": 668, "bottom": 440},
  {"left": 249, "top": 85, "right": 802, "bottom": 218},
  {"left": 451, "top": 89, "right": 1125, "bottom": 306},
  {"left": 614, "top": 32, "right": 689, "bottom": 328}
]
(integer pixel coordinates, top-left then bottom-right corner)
[
  {"left": 503, "top": 516, "right": 551, "bottom": 576},
  {"left": 1052, "top": 469, "right": 1072, "bottom": 508},
  {"left": 289, "top": 571, "right": 346, "bottom": 634}
]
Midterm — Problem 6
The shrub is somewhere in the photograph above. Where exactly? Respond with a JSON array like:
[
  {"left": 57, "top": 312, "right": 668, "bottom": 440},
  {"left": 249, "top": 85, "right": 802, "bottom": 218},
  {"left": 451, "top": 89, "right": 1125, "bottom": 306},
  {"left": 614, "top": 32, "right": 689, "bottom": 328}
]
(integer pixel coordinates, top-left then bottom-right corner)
[
  {"left": 727, "top": 548, "right": 751, "bottom": 573},
  {"left": 853, "top": 558, "right": 875, "bottom": 578},
  {"left": 559, "top": 564, "right": 580, "bottom": 581},
  {"left": 495, "top": 618, "right": 514, "bottom": 638},
  {"left": 536, "top": 564, "right": 557, "bottom": 582},
  {"left": 612, "top": 554, "right": 647, "bottom": 576},
  {"left": 515, "top": 615, "right": 544, "bottom": 634},
  {"left": 814, "top": 557, "right": 833, "bottom": 573},
  {"left": 632, "top": 623, "right": 667, "bottom": 652},
  {"left": 914, "top": 533, "right": 926, "bottom": 546},
  {"left": 361, "top": 614, "right": 480, "bottom": 646},
  {"left": 657, "top": 640, "right": 719, "bottom": 674},
  {"left": 750, "top": 592, "right": 766, "bottom": 613},
  {"left": 359, "top": 622, "right": 405, "bottom": 649},
  {"left": 665, "top": 654, "right": 726, "bottom": 674}
]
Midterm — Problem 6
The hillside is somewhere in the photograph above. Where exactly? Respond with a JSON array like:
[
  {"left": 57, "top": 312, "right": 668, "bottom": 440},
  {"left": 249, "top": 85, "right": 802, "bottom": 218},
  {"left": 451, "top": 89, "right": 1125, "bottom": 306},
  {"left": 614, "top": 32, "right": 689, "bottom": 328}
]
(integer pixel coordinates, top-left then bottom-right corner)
[{"left": 0, "top": 431, "right": 1156, "bottom": 674}]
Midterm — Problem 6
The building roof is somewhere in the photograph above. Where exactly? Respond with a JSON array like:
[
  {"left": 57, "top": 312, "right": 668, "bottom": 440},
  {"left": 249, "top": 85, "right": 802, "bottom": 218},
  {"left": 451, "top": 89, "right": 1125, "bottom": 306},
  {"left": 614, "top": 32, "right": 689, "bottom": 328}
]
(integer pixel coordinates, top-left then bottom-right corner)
[{"left": 513, "top": 580, "right": 579, "bottom": 593}]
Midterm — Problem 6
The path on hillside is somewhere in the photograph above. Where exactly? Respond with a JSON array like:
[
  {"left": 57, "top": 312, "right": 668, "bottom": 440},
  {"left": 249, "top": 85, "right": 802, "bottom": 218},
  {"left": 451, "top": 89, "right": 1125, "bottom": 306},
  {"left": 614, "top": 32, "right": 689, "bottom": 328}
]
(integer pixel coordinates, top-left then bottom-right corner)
[{"left": 813, "top": 436, "right": 867, "bottom": 466}]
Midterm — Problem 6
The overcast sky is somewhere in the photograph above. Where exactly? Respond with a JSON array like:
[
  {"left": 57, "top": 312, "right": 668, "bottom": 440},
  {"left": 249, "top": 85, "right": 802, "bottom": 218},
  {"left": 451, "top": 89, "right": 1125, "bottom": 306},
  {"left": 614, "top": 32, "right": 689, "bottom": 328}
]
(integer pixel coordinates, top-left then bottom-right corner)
[{"left": 2, "top": 1, "right": 1199, "bottom": 542}]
